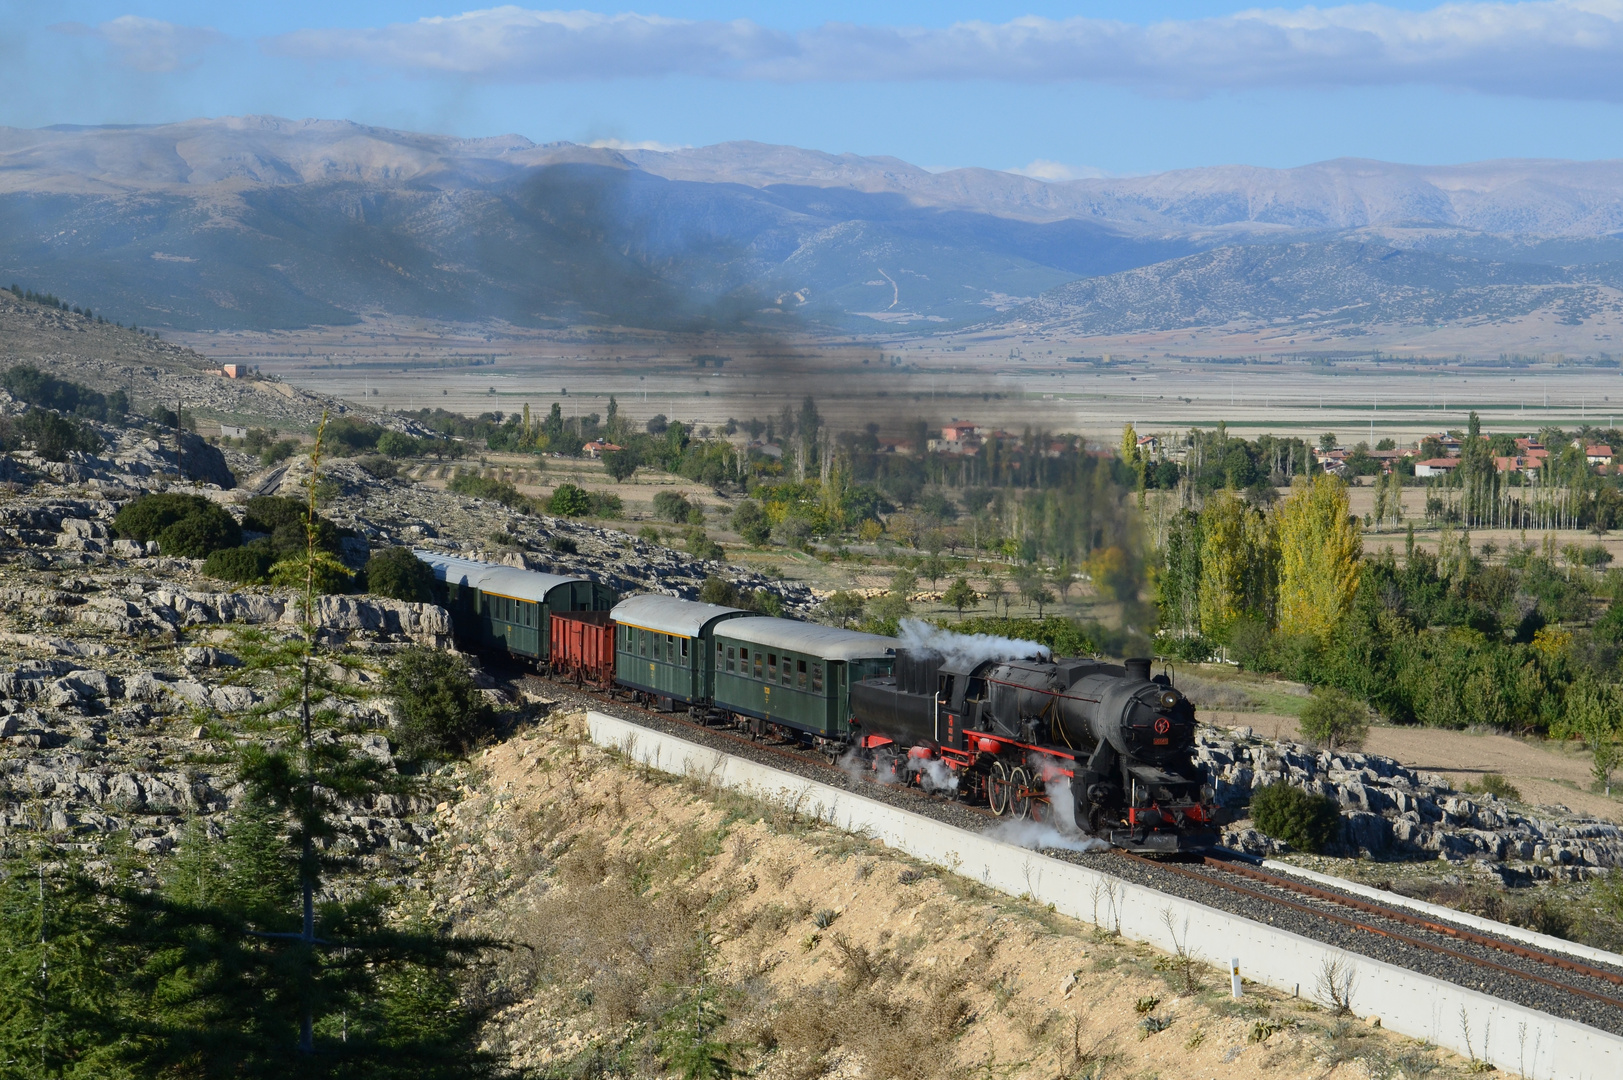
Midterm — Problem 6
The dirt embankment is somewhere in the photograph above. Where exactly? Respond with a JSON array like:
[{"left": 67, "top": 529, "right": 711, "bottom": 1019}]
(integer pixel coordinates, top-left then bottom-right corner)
[{"left": 417, "top": 711, "right": 1477, "bottom": 1080}]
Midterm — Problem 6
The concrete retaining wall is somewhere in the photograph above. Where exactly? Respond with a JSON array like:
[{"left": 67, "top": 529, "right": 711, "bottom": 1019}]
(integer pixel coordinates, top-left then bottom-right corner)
[{"left": 587, "top": 711, "right": 1623, "bottom": 1080}]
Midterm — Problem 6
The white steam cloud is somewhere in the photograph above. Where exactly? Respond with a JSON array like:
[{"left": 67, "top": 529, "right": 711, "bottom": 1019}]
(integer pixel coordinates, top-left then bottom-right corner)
[
  {"left": 985, "top": 818, "right": 1108, "bottom": 854},
  {"left": 897, "top": 617, "right": 1049, "bottom": 670}
]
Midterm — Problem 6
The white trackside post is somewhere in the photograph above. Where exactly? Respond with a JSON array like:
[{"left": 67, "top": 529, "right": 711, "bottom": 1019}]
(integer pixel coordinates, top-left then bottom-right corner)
[{"left": 1231, "top": 958, "right": 1242, "bottom": 999}]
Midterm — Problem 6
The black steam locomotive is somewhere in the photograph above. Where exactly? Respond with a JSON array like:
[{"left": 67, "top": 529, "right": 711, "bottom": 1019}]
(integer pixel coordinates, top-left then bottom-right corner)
[{"left": 849, "top": 649, "right": 1219, "bottom": 853}]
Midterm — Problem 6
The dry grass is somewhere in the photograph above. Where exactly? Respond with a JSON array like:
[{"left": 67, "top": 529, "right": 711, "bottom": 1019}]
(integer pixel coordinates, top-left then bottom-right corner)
[{"left": 422, "top": 712, "right": 1481, "bottom": 1080}]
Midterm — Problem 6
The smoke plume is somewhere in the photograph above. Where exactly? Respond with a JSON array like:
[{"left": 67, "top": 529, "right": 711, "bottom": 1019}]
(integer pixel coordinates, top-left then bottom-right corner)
[{"left": 897, "top": 617, "right": 1048, "bottom": 670}]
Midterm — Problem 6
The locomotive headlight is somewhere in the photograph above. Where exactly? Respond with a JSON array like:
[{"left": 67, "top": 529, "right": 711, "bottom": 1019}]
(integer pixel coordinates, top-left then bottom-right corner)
[{"left": 1158, "top": 690, "right": 1181, "bottom": 709}]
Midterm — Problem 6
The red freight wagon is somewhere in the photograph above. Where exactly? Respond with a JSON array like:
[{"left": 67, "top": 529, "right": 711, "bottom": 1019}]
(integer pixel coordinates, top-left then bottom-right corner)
[{"left": 550, "top": 610, "right": 615, "bottom": 687}]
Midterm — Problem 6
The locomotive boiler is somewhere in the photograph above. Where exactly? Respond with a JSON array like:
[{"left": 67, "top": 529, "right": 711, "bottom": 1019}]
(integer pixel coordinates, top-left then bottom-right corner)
[{"left": 849, "top": 649, "right": 1218, "bottom": 852}]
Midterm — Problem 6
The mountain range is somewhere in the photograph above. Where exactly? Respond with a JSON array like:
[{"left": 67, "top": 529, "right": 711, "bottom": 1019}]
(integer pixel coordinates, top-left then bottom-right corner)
[{"left": 5, "top": 116, "right": 1623, "bottom": 339}]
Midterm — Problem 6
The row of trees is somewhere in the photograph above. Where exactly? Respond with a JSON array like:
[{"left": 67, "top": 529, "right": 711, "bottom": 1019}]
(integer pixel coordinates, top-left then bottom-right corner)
[{"left": 1158, "top": 474, "right": 1362, "bottom": 644}]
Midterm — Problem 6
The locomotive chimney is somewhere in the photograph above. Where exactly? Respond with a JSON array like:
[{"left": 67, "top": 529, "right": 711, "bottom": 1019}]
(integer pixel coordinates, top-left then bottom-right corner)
[{"left": 1124, "top": 657, "right": 1152, "bottom": 682}]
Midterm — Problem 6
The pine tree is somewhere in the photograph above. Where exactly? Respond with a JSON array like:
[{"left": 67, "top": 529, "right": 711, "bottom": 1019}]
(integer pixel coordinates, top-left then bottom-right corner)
[{"left": 1275, "top": 474, "right": 1362, "bottom": 639}]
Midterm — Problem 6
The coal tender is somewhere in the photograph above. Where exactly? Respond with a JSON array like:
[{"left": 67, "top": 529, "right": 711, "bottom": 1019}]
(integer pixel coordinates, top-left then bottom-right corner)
[{"left": 848, "top": 649, "right": 1220, "bottom": 853}]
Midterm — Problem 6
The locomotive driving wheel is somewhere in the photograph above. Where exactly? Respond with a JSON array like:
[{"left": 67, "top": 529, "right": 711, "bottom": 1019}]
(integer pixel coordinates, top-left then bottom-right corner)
[
  {"left": 987, "top": 760, "right": 1011, "bottom": 816},
  {"left": 1008, "top": 766, "right": 1032, "bottom": 820}
]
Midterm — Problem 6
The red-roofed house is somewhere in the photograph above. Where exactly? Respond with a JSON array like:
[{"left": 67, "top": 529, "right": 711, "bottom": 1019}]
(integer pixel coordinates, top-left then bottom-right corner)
[
  {"left": 584, "top": 440, "right": 624, "bottom": 458},
  {"left": 1414, "top": 458, "right": 1461, "bottom": 478},
  {"left": 1587, "top": 445, "right": 1614, "bottom": 466}
]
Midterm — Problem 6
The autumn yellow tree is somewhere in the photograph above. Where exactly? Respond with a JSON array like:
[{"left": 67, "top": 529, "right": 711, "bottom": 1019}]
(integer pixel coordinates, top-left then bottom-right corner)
[
  {"left": 1197, "top": 491, "right": 1275, "bottom": 640},
  {"left": 1275, "top": 474, "right": 1362, "bottom": 638}
]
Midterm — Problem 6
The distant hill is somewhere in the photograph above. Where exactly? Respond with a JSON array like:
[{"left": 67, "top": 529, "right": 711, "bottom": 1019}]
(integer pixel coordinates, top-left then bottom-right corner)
[
  {"left": 7, "top": 118, "right": 1623, "bottom": 335},
  {"left": 1006, "top": 240, "right": 1623, "bottom": 337}
]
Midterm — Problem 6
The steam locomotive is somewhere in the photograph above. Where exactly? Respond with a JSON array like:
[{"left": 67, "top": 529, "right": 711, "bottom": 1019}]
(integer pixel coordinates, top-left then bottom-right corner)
[
  {"left": 848, "top": 648, "right": 1220, "bottom": 853},
  {"left": 414, "top": 551, "right": 1219, "bottom": 854}
]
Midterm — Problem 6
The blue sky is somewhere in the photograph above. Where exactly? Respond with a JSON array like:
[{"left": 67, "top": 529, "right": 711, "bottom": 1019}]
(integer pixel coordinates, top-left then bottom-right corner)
[{"left": 6, "top": 1, "right": 1623, "bottom": 175}]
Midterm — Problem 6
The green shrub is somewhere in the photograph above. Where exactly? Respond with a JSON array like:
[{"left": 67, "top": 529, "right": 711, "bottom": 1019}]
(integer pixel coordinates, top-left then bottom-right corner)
[
  {"left": 268, "top": 552, "right": 353, "bottom": 595},
  {"left": 157, "top": 505, "right": 242, "bottom": 558},
  {"left": 547, "top": 483, "right": 593, "bottom": 516},
  {"left": 602, "top": 449, "right": 637, "bottom": 482},
  {"left": 242, "top": 495, "right": 306, "bottom": 534},
  {"left": 731, "top": 501, "right": 770, "bottom": 545},
  {"left": 448, "top": 469, "right": 527, "bottom": 509},
  {"left": 113, "top": 493, "right": 213, "bottom": 542},
  {"left": 203, "top": 546, "right": 275, "bottom": 584},
  {"left": 548, "top": 535, "right": 578, "bottom": 555},
  {"left": 386, "top": 647, "right": 494, "bottom": 759},
  {"left": 244, "top": 495, "right": 340, "bottom": 555},
  {"left": 1298, "top": 686, "right": 1370, "bottom": 751},
  {"left": 324, "top": 416, "right": 385, "bottom": 454},
  {"left": 699, "top": 576, "right": 739, "bottom": 606},
  {"left": 260, "top": 438, "right": 300, "bottom": 465},
  {"left": 684, "top": 526, "right": 723, "bottom": 561},
  {"left": 11, "top": 409, "right": 102, "bottom": 460},
  {"left": 355, "top": 454, "right": 396, "bottom": 479},
  {"left": 376, "top": 430, "right": 421, "bottom": 457},
  {"left": 1249, "top": 783, "right": 1341, "bottom": 853},
  {"left": 367, "top": 547, "right": 435, "bottom": 603},
  {"left": 1463, "top": 773, "right": 1522, "bottom": 801},
  {"left": 653, "top": 491, "right": 693, "bottom": 523}
]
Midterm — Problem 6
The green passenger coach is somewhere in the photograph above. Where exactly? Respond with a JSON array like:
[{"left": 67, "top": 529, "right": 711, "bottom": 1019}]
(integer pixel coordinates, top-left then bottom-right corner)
[
  {"left": 415, "top": 551, "right": 614, "bottom": 663},
  {"left": 712, "top": 618, "right": 896, "bottom": 741},
  {"left": 609, "top": 595, "right": 748, "bottom": 711}
]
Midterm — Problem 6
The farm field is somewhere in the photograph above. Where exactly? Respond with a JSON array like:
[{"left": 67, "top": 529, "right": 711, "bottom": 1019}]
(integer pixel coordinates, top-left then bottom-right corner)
[{"left": 174, "top": 320, "right": 1623, "bottom": 445}]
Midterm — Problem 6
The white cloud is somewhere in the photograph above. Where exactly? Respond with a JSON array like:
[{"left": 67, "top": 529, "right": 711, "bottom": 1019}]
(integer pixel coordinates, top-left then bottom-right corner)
[
  {"left": 259, "top": 2, "right": 1623, "bottom": 101},
  {"left": 1012, "top": 160, "right": 1110, "bottom": 182},
  {"left": 52, "top": 15, "right": 225, "bottom": 73},
  {"left": 585, "top": 138, "right": 689, "bottom": 152}
]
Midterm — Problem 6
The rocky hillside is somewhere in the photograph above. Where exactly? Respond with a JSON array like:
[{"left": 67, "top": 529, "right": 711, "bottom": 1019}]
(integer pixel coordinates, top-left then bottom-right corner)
[
  {"left": 1006, "top": 239, "right": 1623, "bottom": 337},
  {"left": 0, "top": 290, "right": 369, "bottom": 431}
]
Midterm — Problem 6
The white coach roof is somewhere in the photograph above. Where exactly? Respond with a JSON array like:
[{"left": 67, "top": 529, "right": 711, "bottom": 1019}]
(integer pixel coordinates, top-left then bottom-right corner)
[
  {"left": 413, "top": 551, "right": 588, "bottom": 603},
  {"left": 715, "top": 617, "right": 897, "bottom": 661},
  {"left": 610, "top": 594, "right": 747, "bottom": 637}
]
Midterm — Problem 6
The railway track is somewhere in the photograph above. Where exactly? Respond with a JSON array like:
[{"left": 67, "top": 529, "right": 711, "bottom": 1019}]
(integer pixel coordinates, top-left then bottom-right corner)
[{"left": 514, "top": 668, "right": 1623, "bottom": 1035}]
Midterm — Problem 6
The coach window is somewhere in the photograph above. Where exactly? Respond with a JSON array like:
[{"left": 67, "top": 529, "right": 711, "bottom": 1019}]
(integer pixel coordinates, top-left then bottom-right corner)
[
  {"left": 753, "top": 652, "right": 764, "bottom": 680},
  {"left": 726, "top": 647, "right": 735, "bottom": 673},
  {"left": 797, "top": 659, "right": 807, "bottom": 688},
  {"left": 767, "top": 653, "right": 777, "bottom": 681},
  {"left": 680, "top": 638, "right": 689, "bottom": 661},
  {"left": 782, "top": 656, "right": 792, "bottom": 686},
  {"left": 639, "top": 630, "right": 648, "bottom": 657},
  {"left": 811, "top": 663, "right": 823, "bottom": 692}
]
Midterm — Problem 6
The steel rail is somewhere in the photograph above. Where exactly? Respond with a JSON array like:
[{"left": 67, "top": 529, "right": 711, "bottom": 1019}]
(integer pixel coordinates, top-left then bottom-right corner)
[
  {"left": 1112, "top": 851, "right": 1623, "bottom": 1011},
  {"left": 1204, "top": 856, "right": 1623, "bottom": 988}
]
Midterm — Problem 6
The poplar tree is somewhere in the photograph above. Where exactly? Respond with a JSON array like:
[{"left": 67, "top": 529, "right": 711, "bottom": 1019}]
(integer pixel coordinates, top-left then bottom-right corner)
[
  {"left": 1196, "top": 491, "right": 1274, "bottom": 640},
  {"left": 1275, "top": 474, "right": 1362, "bottom": 639}
]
